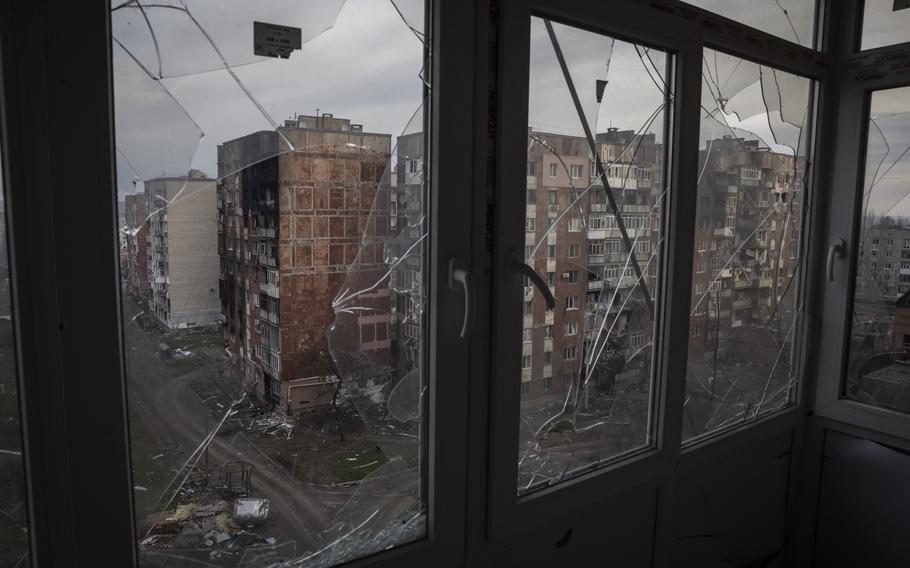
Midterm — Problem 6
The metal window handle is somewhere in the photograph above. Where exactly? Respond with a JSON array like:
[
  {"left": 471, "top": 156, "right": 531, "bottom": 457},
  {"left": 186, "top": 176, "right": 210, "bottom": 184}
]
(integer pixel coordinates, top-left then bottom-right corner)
[
  {"left": 449, "top": 258, "right": 474, "bottom": 339},
  {"left": 827, "top": 238, "right": 845, "bottom": 282},
  {"left": 510, "top": 260, "right": 556, "bottom": 310}
]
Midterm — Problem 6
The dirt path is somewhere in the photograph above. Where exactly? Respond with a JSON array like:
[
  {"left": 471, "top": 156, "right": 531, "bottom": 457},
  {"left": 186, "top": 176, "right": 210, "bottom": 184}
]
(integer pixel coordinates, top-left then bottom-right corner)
[{"left": 121, "top": 298, "right": 343, "bottom": 554}]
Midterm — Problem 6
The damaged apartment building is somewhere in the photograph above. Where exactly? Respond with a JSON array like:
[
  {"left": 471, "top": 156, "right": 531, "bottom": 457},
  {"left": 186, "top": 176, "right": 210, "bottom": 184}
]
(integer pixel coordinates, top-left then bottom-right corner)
[
  {"left": 521, "top": 129, "right": 801, "bottom": 428},
  {"left": 145, "top": 170, "right": 222, "bottom": 329},
  {"left": 217, "top": 114, "right": 397, "bottom": 414}
]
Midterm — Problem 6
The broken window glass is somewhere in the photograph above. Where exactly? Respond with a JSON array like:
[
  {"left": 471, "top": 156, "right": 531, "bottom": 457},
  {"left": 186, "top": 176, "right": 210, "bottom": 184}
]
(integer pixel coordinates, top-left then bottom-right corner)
[
  {"left": 112, "top": 1, "right": 429, "bottom": 565},
  {"left": 844, "top": 86, "right": 910, "bottom": 415},
  {"left": 518, "top": 17, "right": 671, "bottom": 495},
  {"left": 684, "top": 48, "right": 813, "bottom": 442},
  {"left": 861, "top": 0, "right": 910, "bottom": 51},
  {"left": 0, "top": 138, "right": 30, "bottom": 567},
  {"left": 682, "top": 0, "right": 816, "bottom": 48}
]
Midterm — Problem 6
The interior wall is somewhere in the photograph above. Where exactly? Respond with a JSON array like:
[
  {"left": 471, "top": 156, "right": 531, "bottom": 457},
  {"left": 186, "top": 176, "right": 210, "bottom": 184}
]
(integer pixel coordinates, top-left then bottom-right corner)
[
  {"left": 813, "top": 430, "right": 910, "bottom": 567},
  {"left": 490, "top": 487, "right": 657, "bottom": 567},
  {"left": 671, "top": 432, "right": 792, "bottom": 568}
]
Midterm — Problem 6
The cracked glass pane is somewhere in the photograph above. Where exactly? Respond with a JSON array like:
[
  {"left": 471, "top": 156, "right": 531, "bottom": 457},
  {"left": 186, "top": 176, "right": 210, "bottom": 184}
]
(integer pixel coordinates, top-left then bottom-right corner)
[
  {"left": 844, "top": 86, "right": 910, "bottom": 415},
  {"left": 861, "top": 0, "right": 910, "bottom": 51},
  {"left": 684, "top": 49, "right": 813, "bottom": 442},
  {"left": 682, "top": 0, "right": 816, "bottom": 48},
  {"left": 113, "top": 0, "right": 429, "bottom": 565},
  {"left": 518, "top": 17, "right": 671, "bottom": 495},
  {"left": 0, "top": 140, "right": 30, "bottom": 566}
]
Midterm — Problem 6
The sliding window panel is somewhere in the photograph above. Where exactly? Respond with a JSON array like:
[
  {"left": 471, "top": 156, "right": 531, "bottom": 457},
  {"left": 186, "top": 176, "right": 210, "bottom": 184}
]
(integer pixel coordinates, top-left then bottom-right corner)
[
  {"left": 488, "top": 0, "right": 701, "bottom": 543},
  {"left": 516, "top": 17, "right": 671, "bottom": 495},
  {"left": 843, "top": 86, "right": 910, "bottom": 416},
  {"left": 0, "top": 127, "right": 30, "bottom": 566},
  {"left": 815, "top": 65, "right": 910, "bottom": 441},
  {"left": 683, "top": 49, "right": 815, "bottom": 444},
  {"left": 111, "top": 0, "right": 472, "bottom": 566}
]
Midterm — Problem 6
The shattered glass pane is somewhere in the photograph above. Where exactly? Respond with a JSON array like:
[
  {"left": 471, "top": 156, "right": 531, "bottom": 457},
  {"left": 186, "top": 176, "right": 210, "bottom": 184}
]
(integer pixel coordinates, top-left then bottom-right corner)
[
  {"left": 684, "top": 49, "right": 813, "bottom": 442},
  {"left": 112, "top": 0, "right": 429, "bottom": 565},
  {"left": 682, "top": 0, "right": 816, "bottom": 48},
  {"left": 0, "top": 137, "right": 30, "bottom": 566},
  {"left": 519, "top": 17, "right": 670, "bottom": 495},
  {"left": 861, "top": 0, "right": 910, "bottom": 51},
  {"left": 844, "top": 86, "right": 910, "bottom": 415}
]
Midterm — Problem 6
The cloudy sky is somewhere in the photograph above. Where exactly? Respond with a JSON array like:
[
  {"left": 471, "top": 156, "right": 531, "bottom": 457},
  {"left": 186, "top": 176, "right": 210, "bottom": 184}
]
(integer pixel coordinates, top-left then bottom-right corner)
[
  {"left": 864, "top": 87, "right": 910, "bottom": 219},
  {"left": 112, "top": 0, "right": 425, "bottom": 197},
  {"left": 111, "top": 0, "right": 907, "bottom": 217}
]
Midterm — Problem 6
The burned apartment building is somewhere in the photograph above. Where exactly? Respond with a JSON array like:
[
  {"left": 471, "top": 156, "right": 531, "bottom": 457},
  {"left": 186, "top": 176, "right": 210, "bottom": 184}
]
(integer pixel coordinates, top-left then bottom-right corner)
[
  {"left": 521, "top": 129, "right": 804, "bottom": 409},
  {"left": 124, "top": 193, "right": 149, "bottom": 302},
  {"left": 681, "top": 135, "right": 806, "bottom": 436},
  {"left": 522, "top": 127, "right": 663, "bottom": 402},
  {"left": 217, "top": 114, "right": 394, "bottom": 414},
  {"left": 145, "top": 170, "right": 222, "bottom": 329},
  {"left": 687, "top": 135, "right": 804, "bottom": 365}
]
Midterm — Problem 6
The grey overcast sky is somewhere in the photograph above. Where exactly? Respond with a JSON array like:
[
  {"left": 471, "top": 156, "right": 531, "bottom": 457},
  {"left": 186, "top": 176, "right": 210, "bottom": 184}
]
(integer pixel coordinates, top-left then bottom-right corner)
[
  {"left": 112, "top": 0, "right": 424, "bottom": 198},
  {"left": 864, "top": 87, "right": 910, "bottom": 219},
  {"left": 112, "top": 0, "right": 906, "bottom": 214}
]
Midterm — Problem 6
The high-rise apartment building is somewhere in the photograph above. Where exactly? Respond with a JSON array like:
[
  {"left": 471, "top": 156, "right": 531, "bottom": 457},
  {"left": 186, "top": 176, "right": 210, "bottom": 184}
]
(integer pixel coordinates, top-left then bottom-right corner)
[
  {"left": 522, "top": 127, "right": 663, "bottom": 401},
  {"left": 521, "top": 129, "right": 804, "bottom": 409},
  {"left": 688, "top": 136, "right": 804, "bottom": 363},
  {"left": 856, "top": 219, "right": 910, "bottom": 300},
  {"left": 217, "top": 114, "right": 393, "bottom": 414},
  {"left": 145, "top": 170, "right": 221, "bottom": 328},
  {"left": 124, "top": 193, "right": 148, "bottom": 302}
]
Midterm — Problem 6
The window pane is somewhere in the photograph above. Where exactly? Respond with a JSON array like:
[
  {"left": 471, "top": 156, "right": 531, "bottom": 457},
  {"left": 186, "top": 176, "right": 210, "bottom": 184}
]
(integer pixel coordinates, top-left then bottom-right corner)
[
  {"left": 685, "top": 49, "right": 813, "bottom": 442},
  {"left": 113, "top": 1, "right": 428, "bottom": 564},
  {"left": 682, "top": 0, "right": 816, "bottom": 48},
  {"left": 845, "top": 86, "right": 910, "bottom": 414},
  {"left": 0, "top": 139, "right": 30, "bottom": 566},
  {"left": 519, "top": 17, "right": 670, "bottom": 495},
  {"left": 861, "top": 0, "right": 910, "bottom": 51}
]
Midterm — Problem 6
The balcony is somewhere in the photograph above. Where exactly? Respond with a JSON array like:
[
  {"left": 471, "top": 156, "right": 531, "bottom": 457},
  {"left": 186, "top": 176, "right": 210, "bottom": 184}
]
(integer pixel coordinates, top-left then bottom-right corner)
[
  {"left": 261, "top": 282, "right": 279, "bottom": 298},
  {"left": 259, "top": 254, "right": 277, "bottom": 268},
  {"left": 733, "top": 298, "right": 752, "bottom": 310},
  {"left": 713, "top": 227, "right": 734, "bottom": 238},
  {"left": 259, "top": 227, "right": 276, "bottom": 239}
]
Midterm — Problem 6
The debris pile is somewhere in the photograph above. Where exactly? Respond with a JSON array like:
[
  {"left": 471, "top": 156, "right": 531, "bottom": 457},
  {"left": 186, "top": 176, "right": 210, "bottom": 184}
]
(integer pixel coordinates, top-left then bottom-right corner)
[{"left": 140, "top": 498, "right": 276, "bottom": 554}]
